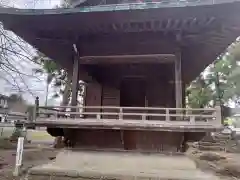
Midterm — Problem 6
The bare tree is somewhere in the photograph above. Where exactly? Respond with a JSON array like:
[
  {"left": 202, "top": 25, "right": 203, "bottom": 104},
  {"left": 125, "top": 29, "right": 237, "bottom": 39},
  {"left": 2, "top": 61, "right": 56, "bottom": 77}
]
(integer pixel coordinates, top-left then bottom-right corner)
[
  {"left": 0, "top": 0, "right": 62, "bottom": 99},
  {"left": 0, "top": 24, "right": 44, "bottom": 97}
]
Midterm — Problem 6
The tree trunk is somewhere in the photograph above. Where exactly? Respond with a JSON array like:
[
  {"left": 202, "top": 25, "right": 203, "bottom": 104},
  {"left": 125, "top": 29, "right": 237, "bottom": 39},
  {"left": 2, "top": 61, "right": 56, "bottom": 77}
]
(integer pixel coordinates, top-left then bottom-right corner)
[
  {"left": 61, "top": 75, "right": 71, "bottom": 107},
  {"left": 45, "top": 83, "right": 49, "bottom": 106},
  {"left": 53, "top": 136, "right": 63, "bottom": 148}
]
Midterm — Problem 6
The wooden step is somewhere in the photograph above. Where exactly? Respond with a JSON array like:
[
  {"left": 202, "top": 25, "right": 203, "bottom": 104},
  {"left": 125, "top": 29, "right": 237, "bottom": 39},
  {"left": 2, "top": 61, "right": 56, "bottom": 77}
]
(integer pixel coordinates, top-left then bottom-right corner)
[{"left": 27, "top": 150, "right": 220, "bottom": 180}]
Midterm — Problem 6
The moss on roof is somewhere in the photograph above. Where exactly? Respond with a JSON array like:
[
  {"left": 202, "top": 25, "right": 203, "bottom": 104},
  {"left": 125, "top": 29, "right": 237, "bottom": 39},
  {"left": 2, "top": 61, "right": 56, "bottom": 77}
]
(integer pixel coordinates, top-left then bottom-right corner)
[{"left": 74, "top": 0, "right": 223, "bottom": 12}]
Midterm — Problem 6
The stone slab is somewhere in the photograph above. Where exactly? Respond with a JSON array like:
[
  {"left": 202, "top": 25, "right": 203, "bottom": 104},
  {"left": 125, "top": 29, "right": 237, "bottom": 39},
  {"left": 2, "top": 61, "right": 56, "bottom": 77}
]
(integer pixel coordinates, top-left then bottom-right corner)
[{"left": 28, "top": 150, "right": 220, "bottom": 180}]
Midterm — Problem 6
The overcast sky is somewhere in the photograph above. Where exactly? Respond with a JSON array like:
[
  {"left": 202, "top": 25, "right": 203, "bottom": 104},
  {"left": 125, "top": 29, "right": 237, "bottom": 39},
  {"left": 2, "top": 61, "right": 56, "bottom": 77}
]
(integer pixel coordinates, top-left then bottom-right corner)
[
  {"left": 0, "top": 0, "right": 61, "bottom": 105},
  {"left": 2, "top": 0, "right": 60, "bottom": 9}
]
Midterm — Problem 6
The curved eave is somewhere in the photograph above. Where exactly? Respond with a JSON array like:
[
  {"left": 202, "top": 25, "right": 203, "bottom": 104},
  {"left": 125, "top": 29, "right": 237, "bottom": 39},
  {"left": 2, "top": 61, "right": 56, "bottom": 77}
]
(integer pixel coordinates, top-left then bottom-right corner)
[
  {"left": 0, "top": 1, "right": 239, "bottom": 83},
  {"left": 0, "top": 0, "right": 240, "bottom": 14},
  {"left": 0, "top": 1, "right": 240, "bottom": 33}
]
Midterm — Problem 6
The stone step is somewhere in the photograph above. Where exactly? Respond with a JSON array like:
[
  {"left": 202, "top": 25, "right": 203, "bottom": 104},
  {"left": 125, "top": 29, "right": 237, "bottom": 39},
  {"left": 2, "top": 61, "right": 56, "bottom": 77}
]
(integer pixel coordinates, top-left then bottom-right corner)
[
  {"left": 27, "top": 169, "right": 220, "bottom": 180},
  {"left": 198, "top": 141, "right": 224, "bottom": 147},
  {"left": 213, "top": 138, "right": 229, "bottom": 141},
  {"left": 200, "top": 135, "right": 230, "bottom": 143},
  {"left": 213, "top": 135, "right": 231, "bottom": 140},
  {"left": 198, "top": 145, "right": 225, "bottom": 151},
  {"left": 27, "top": 150, "right": 220, "bottom": 180}
]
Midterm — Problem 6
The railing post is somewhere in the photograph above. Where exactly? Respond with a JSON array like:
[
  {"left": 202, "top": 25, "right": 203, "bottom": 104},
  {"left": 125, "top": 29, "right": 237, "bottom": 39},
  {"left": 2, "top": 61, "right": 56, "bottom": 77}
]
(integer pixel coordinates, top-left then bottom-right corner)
[
  {"left": 142, "top": 114, "right": 146, "bottom": 121},
  {"left": 188, "top": 110, "right": 194, "bottom": 123},
  {"left": 32, "top": 96, "right": 39, "bottom": 122},
  {"left": 55, "top": 111, "right": 58, "bottom": 119},
  {"left": 166, "top": 109, "right": 170, "bottom": 122},
  {"left": 190, "top": 115, "right": 195, "bottom": 124},
  {"left": 119, "top": 108, "right": 123, "bottom": 120},
  {"left": 97, "top": 114, "right": 101, "bottom": 120},
  {"left": 215, "top": 103, "right": 222, "bottom": 125},
  {"left": 32, "top": 108, "right": 36, "bottom": 122}
]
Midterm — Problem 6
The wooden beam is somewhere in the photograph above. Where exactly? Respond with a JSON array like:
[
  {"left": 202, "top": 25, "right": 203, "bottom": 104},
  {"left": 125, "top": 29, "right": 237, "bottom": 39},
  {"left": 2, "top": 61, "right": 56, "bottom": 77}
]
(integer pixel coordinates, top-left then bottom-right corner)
[
  {"left": 190, "top": 18, "right": 197, "bottom": 28},
  {"left": 172, "top": 19, "right": 180, "bottom": 29},
  {"left": 27, "top": 119, "right": 222, "bottom": 132},
  {"left": 79, "top": 66, "right": 94, "bottom": 82},
  {"left": 205, "top": 17, "right": 216, "bottom": 26},
  {"left": 79, "top": 54, "right": 176, "bottom": 64},
  {"left": 166, "top": 19, "right": 172, "bottom": 30}
]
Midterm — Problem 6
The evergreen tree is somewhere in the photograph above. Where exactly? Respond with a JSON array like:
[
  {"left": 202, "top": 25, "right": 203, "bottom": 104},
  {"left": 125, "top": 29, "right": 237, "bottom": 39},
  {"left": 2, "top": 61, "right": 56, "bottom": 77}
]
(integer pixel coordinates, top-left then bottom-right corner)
[{"left": 186, "top": 40, "right": 240, "bottom": 108}]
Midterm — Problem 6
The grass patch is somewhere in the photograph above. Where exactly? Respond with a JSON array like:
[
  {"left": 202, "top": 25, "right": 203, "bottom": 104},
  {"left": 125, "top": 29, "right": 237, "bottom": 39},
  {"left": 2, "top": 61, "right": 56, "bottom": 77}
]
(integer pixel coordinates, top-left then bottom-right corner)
[
  {"left": 0, "top": 127, "right": 53, "bottom": 141},
  {"left": 0, "top": 138, "right": 17, "bottom": 149},
  {"left": 27, "top": 130, "right": 53, "bottom": 141}
]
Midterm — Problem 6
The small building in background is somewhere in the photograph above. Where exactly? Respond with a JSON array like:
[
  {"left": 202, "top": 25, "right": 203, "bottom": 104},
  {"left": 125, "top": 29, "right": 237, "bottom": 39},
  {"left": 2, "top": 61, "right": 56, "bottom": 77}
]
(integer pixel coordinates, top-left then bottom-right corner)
[
  {"left": 0, "top": 94, "right": 9, "bottom": 123},
  {"left": 0, "top": 94, "right": 8, "bottom": 109}
]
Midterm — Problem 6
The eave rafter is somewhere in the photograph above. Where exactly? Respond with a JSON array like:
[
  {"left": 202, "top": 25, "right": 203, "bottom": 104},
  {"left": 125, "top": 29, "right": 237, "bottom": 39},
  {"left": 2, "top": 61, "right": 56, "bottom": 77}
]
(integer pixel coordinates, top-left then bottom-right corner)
[
  {"left": 79, "top": 54, "right": 176, "bottom": 64},
  {"left": 81, "top": 16, "right": 217, "bottom": 35}
]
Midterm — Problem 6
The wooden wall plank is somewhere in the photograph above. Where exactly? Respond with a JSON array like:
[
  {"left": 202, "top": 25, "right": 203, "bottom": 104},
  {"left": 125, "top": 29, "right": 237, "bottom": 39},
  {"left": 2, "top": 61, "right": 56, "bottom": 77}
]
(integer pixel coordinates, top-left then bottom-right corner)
[
  {"left": 102, "top": 85, "right": 120, "bottom": 119},
  {"left": 85, "top": 82, "right": 102, "bottom": 118}
]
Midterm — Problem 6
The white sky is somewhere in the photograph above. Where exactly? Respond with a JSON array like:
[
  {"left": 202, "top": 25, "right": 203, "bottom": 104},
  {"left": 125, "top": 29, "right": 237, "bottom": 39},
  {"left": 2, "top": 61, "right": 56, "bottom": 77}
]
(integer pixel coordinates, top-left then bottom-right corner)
[{"left": 1, "top": 0, "right": 60, "bottom": 9}]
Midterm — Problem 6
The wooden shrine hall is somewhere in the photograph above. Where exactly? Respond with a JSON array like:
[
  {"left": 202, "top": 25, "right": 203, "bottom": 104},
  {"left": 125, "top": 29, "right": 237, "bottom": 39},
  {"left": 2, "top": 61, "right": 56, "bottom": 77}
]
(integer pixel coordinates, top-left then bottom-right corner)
[{"left": 0, "top": 0, "right": 240, "bottom": 152}]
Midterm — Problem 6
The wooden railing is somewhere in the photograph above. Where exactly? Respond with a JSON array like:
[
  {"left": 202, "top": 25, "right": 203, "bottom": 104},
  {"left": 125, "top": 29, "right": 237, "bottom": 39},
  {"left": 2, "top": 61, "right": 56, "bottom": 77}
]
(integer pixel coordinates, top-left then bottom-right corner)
[
  {"left": 0, "top": 110, "right": 27, "bottom": 129},
  {"left": 34, "top": 106, "right": 221, "bottom": 126},
  {"left": 0, "top": 109, "right": 27, "bottom": 122}
]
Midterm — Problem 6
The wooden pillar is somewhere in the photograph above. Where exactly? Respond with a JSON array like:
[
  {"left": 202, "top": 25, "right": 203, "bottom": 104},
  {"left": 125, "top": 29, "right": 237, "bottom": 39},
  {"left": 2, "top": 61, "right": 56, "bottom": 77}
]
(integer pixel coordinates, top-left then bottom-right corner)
[
  {"left": 71, "top": 44, "right": 79, "bottom": 107},
  {"left": 175, "top": 52, "right": 182, "bottom": 109}
]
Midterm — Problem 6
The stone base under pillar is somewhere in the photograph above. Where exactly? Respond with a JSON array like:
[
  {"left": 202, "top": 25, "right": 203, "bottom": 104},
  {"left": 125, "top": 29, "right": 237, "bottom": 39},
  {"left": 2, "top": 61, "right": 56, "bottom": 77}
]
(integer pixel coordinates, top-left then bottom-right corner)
[{"left": 27, "top": 150, "right": 219, "bottom": 180}]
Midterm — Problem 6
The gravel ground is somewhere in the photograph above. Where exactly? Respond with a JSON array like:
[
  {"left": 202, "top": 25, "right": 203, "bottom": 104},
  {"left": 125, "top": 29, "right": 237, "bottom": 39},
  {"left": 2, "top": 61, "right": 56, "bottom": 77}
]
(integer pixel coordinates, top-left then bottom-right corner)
[
  {"left": 187, "top": 148, "right": 240, "bottom": 180},
  {"left": 0, "top": 128, "right": 55, "bottom": 179},
  {"left": 0, "top": 145, "right": 58, "bottom": 180}
]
